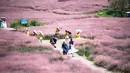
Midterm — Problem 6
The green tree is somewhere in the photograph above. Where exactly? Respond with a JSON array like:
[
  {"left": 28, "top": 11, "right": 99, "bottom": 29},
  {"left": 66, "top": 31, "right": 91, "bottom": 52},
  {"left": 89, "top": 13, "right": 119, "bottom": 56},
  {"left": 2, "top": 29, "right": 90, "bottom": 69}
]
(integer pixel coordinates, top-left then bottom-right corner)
[{"left": 109, "top": 0, "right": 130, "bottom": 11}]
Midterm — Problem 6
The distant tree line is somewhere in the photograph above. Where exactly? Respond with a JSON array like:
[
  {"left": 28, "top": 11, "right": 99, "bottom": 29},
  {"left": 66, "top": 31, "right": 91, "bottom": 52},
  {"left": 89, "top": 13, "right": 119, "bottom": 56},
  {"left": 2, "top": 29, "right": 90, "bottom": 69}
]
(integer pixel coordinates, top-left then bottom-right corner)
[{"left": 109, "top": 0, "right": 130, "bottom": 11}]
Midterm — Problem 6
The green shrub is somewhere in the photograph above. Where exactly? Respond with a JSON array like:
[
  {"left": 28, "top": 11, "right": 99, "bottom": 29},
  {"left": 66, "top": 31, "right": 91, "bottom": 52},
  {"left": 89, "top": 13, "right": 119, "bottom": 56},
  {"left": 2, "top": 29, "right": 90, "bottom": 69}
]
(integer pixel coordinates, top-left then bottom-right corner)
[
  {"left": 109, "top": 0, "right": 130, "bottom": 11},
  {"left": 42, "top": 34, "right": 65, "bottom": 40},
  {"left": 112, "top": 12, "right": 122, "bottom": 17},
  {"left": 43, "top": 35, "right": 52, "bottom": 40},
  {"left": 77, "top": 46, "right": 94, "bottom": 61},
  {"left": 97, "top": 9, "right": 127, "bottom": 17},
  {"left": 17, "top": 47, "right": 51, "bottom": 52},
  {"left": 97, "top": 10, "right": 112, "bottom": 17},
  {"left": 24, "top": 21, "right": 30, "bottom": 27},
  {"left": 10, "top": 19, "right": 41, "bottom": 29},
  {"left": 30, "top": 20, "right": 40, "bottom": 26},
  {"left": 10, "top": 22, "right": 18, "bottom": 28},
  {"left": 10, "top": 20, "right": 23, "bottom": 29}
]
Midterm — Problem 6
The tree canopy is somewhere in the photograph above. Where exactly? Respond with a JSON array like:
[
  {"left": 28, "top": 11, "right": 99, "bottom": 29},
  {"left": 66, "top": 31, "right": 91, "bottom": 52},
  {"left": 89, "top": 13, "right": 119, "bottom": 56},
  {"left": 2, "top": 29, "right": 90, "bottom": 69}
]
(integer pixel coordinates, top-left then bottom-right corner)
[{"left": 109, "top": 0, "right": 130, "bottom": 11}]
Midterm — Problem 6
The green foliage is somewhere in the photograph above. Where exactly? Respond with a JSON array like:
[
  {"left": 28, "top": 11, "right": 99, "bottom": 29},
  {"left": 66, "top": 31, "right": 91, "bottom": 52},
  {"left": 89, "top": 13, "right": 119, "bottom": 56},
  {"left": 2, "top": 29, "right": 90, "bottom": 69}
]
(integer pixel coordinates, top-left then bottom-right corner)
[
  {"left": 97, "top": 10, "right": 112, "bottom": 17},
  {"left": 25, "top": 21, "right": 30, "bottom": 27},
  {"left": 108, "top": 0, "right": 130, "bottom": 17},
  {"left": 77, "top": 46, "right": 94, "bottom": 61},
  {"left": 10, "top": 19, "right": 42, "bottom": 29},
  {"left": 42, "top": 34, "right": 65, "bottom": 40},
  {"left": 30, "top": 20, "right": 40, "bottom": 26},
  {"left": 10, "top": 20, "right": 23, "bottom": 29},
  {"left": 109, "top": 0, "right": 130, "bottom": 11},
  {"left": 42, "top": 35, "right": 52, "bottom": 40},
  {"left": 99, "top": 0, "right": 130, "bottom": 17},
  {"left": 17, "top": 47, "right": 51, "bottom": 52},
  {"left": 59, "top": 34, "right": 66, "bottom": 39},
  {"left": 97, "top": 9, "right": 127, "bottom": 17}
]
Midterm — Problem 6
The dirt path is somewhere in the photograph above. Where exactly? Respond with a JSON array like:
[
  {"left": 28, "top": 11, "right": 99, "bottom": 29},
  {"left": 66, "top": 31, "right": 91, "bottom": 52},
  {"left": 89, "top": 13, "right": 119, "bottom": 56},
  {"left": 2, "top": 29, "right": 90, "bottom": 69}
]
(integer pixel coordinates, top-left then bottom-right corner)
[{"left": 41, "top": 38, "right": 112, "bottom": 73}]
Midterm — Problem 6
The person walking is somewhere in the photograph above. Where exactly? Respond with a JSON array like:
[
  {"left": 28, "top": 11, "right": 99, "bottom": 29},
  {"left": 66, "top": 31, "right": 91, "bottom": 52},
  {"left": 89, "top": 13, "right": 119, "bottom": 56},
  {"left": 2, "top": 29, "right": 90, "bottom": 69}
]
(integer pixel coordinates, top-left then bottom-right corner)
[
  {"left": 68, "top": 38, "right": 78, "bottom": 57},
  {"left": 62, "top": 42, "right": 69, "bottom": 55},
  {"left": 65, "top": 30, "right": 71, "bottom": 40},
  {"left": 0, "top": 17, "right": 7, "bottom": 28},
  {"left": 50, "top": 35, "right": 58, "bottom": 48},
  {"left": 39, "top": 31, "right": 44, "bottom": 43}
]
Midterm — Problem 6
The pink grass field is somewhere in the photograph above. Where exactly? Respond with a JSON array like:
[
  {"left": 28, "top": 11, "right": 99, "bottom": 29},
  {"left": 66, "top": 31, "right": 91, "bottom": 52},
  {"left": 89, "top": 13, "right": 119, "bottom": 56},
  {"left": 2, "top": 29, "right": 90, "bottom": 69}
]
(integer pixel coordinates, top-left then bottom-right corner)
[{"left": 0, "top": 0, "right": 130, "bottom": 73}]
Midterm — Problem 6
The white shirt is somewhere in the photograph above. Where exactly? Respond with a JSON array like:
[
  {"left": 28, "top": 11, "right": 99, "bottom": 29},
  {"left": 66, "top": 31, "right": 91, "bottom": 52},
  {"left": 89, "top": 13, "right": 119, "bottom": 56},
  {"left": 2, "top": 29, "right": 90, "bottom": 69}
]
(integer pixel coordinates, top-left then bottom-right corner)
[{"left": 1, "top": 21, "right": 7, "bottom": 28}]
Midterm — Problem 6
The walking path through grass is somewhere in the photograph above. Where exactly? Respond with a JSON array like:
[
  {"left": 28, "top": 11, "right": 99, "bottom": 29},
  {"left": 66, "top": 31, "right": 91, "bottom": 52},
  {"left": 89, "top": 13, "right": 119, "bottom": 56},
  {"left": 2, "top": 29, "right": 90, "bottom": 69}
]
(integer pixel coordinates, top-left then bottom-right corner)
[
  {"left": 42, "top": 38, "right": 112, "bottom": 73},
  {"left": 0, "top": 28, "right": 112, "bottom": 73}
]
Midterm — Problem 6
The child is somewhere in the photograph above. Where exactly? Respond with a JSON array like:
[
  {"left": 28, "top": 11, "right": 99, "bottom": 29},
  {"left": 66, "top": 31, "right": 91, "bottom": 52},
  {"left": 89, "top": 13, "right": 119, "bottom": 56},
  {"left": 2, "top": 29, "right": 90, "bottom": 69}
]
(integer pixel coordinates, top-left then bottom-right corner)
[
  {"left": 39, "top": 31, "right": 44, "bottom": 43},
  {"left": 76, "top": 29, "right": 82, "bottom": 38},
  {"left": 76, "top": 32, "right": 80, "bottom": 38},
  {"left": 55, "top": 28, "right": 60, "bottom": 35},
  {"left": 26, "top": 29, "right": 30, "bottom": 36}
]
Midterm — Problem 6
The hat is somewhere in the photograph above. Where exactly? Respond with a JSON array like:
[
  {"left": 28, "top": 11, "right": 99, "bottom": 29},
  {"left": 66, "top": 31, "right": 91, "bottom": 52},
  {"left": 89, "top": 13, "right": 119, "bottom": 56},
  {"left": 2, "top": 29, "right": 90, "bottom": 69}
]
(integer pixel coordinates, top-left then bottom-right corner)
[
  {"left": 33, "top": 30, "right": 37, "bottom": 34},
  {"left": 1, "top": 17, "right": 6, "bottom": 21},
  {"left": 126, "top": 12, "right": 130, "bottom": 13},
  {"left": 76, "top": 29, "right": 82, "bottom": 33},
  {"left": 1, "top": 17, "right": 5, "bottom": 19},
  {"left": 56, "top": 28, "right": 60, "bottom": 31},
  {"left": 39, "top": 31, "right": 43, "bottom": 35},
  {"left": 68, "top": 31, "right": 71, "bottom": 34},
  {"left": 56, "top": 27, "right": 62, "bottom": 31}
]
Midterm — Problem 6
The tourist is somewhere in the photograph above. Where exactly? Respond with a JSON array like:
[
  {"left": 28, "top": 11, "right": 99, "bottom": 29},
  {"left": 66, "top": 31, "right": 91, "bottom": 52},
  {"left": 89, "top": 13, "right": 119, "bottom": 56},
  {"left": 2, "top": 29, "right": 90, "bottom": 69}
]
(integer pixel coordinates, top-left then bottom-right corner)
[
  {"left": 39, "top": 31, "right": 44, "bottom": 43},
  {"left": 68, "top": 38, "right": 78, "bottom": 57},
  {"left": 55, "top": 28, "right": 60, "bottom": 35},
  {"left": 62, "top": 42, "right": 69, "bottom": 55},
  {"left": 50, "top": 35, "right": 58, "bottom": 48},
  {"left": 55, "top": 27, "right": 62, "bottom": 38},
  {"left": 76, "top": 29, "right": 82, "bottom": 38},
  {"left": 65, "top": 30, "right": 71, "bottom": 40},
  {"left": 25, "top": 29, "right": 30, "bottom": 36},
  {"left": 0, "top": 17, "right": 7, "bottom": 28}
]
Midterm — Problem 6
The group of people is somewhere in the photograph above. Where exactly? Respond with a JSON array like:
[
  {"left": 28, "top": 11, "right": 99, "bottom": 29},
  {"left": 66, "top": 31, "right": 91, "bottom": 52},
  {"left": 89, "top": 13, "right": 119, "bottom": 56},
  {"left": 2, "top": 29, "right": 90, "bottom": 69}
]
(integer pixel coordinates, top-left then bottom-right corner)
[
  {"left": 62, "top": 38, "right": 78, "bottom": 57},
  {"left": 0, "top": 16, "right": 79, "bottom": 57},
  {"left": 50, "top": 27, "right": 79, "bottom": 57},
  {"left": 25, "top": 27, "right": 80, "bottom": 57},
  {"left": 0, "top": 17, "right": 7, "bottom": 28}
]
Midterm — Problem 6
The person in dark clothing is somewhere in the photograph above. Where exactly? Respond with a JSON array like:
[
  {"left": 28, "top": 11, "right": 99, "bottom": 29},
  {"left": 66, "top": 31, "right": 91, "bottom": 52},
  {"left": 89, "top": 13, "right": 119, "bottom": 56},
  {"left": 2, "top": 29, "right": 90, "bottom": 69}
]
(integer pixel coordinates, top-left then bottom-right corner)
[
  {"left": 50, "top": 35, "right": 58, "bottom": 48},
  {"left": 62, "top": 42, "right": 69, "bottom": 55},
  {"left": 69, "top": 38, "right": 74, "bottom": 49}
]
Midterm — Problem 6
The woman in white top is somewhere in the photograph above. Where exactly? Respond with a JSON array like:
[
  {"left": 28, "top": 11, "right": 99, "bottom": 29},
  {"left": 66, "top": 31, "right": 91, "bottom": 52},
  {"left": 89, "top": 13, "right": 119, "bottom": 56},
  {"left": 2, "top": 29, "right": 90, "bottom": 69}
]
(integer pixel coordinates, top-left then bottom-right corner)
[
  {"left": 68, "top": 38, "right": 78, "bottom": 57},
  {"left": 1, "top": 17, "right": 7, "bottom": 28}
]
